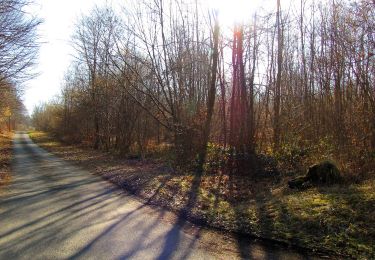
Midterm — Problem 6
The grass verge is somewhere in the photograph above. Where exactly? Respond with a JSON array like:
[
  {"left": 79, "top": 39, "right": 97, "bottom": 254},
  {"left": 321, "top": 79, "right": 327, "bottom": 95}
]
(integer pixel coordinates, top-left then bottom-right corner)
[
  {"left": 29, "top": 131, "right": 375, "bottom": 259},
  {"left": 0, "top": 132, "right": 13, "bottom": 186}
]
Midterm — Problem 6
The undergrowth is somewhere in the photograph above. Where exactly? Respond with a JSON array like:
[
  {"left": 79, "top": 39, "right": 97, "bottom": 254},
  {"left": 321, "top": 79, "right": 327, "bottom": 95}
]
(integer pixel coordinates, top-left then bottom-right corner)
[
  {"left": 0, "top": 132, "right": 12, "bottom": 186},
  {"left": 30, "top": 131, "right": 375, "bottom": 259}
]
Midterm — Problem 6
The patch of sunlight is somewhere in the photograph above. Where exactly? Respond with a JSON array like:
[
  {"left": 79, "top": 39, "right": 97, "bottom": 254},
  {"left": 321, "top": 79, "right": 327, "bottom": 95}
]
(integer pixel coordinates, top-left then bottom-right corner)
[
  {"left": 356, "top": 180, "right": 375, "bottom": 199},
  {"left": 246, "top": 206, "right": 259, "bottom": 224},
  {"left": 311, "top": 196, "right": 330, "bottom": 209},
  {"left": 178, "top": 178, "right": 191, "bottom": 192}
]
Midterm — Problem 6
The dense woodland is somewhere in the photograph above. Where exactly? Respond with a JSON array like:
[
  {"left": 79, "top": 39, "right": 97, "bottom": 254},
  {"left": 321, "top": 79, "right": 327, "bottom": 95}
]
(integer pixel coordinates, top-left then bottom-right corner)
[
  {"left": 0, "top": 0, "right": 39, "bottom": 132},
  {"left": 32, "top": 0, "right": 374, "bottom": 176}
]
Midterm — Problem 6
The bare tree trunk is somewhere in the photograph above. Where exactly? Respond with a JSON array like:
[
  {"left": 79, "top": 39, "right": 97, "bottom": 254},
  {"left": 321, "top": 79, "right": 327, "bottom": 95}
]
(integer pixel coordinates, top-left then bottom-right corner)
[
  {"left": 218, "top": 44, "right": 227, "bottom": 148},
  {"left": 247, "top": 16, "right": 258, "bottom": 153},
  {"left": 198, "top": 15, "right": 220, "bottom": 171},
  {"left": 274, "top": 0, "right": 283, "bottom": 151}
]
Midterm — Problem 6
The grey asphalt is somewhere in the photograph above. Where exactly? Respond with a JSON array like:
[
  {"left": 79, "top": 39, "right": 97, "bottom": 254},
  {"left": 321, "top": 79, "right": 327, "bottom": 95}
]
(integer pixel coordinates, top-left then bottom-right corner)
[{"left": 0, "top": 133, "right": 320, "bottom": 260}]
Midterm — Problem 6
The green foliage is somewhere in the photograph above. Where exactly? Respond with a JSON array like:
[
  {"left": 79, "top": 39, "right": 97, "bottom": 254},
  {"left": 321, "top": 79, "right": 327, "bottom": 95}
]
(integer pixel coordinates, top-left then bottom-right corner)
[
  {"left": 203, "top": 143, "right": 231, "bottom": 173},
  {"left": 275, "top": 143, "right": 309, "bottom": 166}
]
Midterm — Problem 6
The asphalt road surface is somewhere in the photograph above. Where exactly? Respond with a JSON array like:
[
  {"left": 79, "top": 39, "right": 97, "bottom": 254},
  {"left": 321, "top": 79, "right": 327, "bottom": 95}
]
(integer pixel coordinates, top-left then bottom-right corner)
[{"left": 0, "top": 133, "right": 321, "bottom": 260}]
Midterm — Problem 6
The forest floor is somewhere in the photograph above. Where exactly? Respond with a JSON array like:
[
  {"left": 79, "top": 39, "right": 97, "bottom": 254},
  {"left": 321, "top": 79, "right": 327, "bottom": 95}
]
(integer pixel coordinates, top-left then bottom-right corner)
[
  {"left": 29, "top": 131, "right": 375, "bottom": 259},
  {"left": 0, "top": 132, "right": 12, "bottom": 187}
]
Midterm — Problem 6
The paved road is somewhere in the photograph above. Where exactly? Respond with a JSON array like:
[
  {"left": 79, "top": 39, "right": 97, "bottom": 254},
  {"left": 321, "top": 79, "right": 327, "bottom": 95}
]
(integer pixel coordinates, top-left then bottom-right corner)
[{"left": 0, "top": 133, "right": 320, "bottom": 259}]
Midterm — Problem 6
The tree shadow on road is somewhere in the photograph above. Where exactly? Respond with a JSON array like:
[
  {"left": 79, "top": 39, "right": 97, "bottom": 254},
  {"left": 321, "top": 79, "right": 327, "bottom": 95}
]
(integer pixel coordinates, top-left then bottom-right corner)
[{"left": 155, "top": 170, "right": 203, "bottom": 260}]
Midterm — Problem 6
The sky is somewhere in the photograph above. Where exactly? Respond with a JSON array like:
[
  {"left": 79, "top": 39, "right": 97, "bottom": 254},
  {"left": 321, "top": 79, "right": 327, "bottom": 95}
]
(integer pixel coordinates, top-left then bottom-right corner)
[
  {"left": 23, "top": 0, "right": 276, "bottom": 115},
  {"left": 24, "top": 0, "right": 101, "bottom": 114}
]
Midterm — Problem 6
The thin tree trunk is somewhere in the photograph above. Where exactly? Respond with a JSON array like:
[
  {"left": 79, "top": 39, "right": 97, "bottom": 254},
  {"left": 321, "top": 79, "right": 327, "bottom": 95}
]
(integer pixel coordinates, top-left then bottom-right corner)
[
  {"left": 198, "top": 16, "right": 220, "bottom": 172},
  {"left": 274, "top": 0, "right": 283, "bottom": 151}
]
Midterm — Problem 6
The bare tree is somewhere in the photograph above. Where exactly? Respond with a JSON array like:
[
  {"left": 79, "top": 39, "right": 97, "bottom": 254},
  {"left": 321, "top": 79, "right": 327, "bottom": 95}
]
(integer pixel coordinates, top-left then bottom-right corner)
[
  {"left": 33, "top": 0, "right": 375, "bottom": 176},
  {"left": 0, "top": 0, "right": 41, "bottom": 86}
]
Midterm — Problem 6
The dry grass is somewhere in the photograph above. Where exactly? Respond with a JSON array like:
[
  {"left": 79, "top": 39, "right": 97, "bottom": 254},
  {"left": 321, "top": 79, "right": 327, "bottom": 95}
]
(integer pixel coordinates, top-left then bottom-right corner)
[
  {"left": 30, "top": 131, "right": 375, "bottom": 259},
  {"left": 0, "top": 132, "right": 12, "bottom": 186}
]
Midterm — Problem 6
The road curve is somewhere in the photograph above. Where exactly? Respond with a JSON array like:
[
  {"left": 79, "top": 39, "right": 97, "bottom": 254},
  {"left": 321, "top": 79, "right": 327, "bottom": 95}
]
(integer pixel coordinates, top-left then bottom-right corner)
[{"left": 0, "top": 133, "right": 319, "bottom": 260}]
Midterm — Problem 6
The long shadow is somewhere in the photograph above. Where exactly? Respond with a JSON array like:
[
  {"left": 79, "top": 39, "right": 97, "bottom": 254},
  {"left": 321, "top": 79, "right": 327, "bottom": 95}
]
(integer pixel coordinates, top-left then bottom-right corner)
[
  {"left": 66, "top": 177, "right": 173, "bottom": 259},
  {"left": 211, "top": 168, "right": 225, "bottom": 222},
  {"left": 69, "top": 201, "right": 155, "bottom": 259},
  {"left": 6, "top": 134, "right": 205, "bottom": 259},
  {"left": 0, "top": 187, "right": 117, "bottom": 239},
  {"left": 228, "top": 165, "right": 256, "bottom": 260},
  {"left": 315, "top": 184, "right": 374, "bottom": 257},
  {"left": 1, "top": 160, "right": 164, "bottom": 257},
  {"left": 224, "top": 154, "right": 319, "bottom": 260},
  {"left": 0, "top": 193, "right": 121, "bottom": 251},
  {"left": 245, "top": 181, "right": 373, "bottom": 259},
  {"left": 156, "top": 171, "right": 203, "bottom": 260},
  {"left": 118, "top": 210, "right": 167, "bottom": 259},
  {"left": 0, "top": 178, "right": 98, "bottom": 208},
  {"left": 6, "top": 133, "right": 196, "bottom": 259}
]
